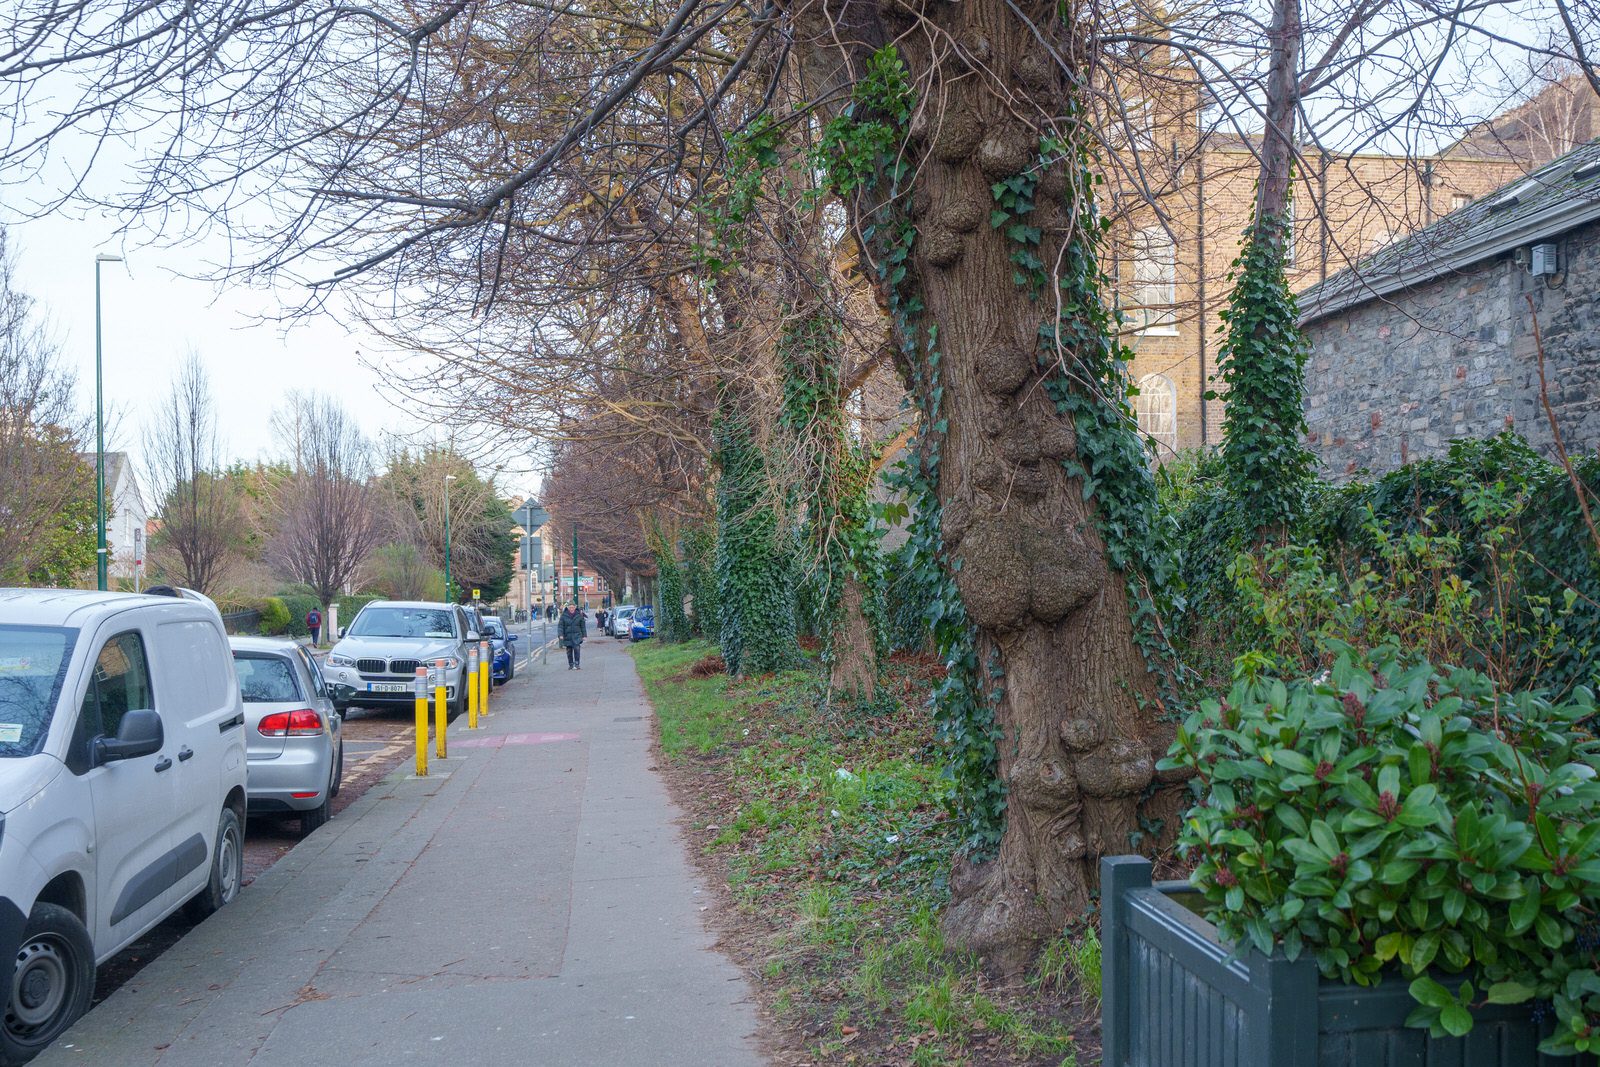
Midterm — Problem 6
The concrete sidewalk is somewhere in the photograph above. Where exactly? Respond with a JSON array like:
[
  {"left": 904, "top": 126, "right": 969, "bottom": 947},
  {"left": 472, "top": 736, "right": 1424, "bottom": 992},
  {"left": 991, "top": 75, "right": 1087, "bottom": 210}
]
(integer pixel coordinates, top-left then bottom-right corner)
[{"left": 41, "top": 634, "right": 763, "bottom": 1066}]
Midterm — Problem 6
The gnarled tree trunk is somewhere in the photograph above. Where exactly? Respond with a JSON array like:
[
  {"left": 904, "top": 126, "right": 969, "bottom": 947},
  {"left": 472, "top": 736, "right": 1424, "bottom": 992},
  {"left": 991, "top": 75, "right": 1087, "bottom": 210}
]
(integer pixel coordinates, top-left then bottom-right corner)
[{"left": 791, "top": 0, "right": 1171, "bottom": 972}]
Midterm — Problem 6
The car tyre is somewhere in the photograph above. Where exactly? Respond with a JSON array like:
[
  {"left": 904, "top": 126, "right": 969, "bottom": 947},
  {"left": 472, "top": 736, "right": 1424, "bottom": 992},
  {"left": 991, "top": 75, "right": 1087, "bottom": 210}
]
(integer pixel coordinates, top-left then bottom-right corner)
[
  {"left": 187, "top": 806, "right": 243, "bottom": 921},
  {"left": 300, "top": 791, "right": 330, "bottom": 836},
  {"left": 0, "top": 903, "right": 95, "bottom": 1067},
  {"left": 329, "top": 739, "right": 344, "bottom": 799}
]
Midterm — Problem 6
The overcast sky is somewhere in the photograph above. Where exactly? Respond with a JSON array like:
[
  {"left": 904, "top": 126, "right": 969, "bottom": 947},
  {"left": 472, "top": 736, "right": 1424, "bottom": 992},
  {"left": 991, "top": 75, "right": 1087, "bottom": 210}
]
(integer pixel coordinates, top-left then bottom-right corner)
[{"left": 5, "top": 203, "right": 542, "bottom": 502}]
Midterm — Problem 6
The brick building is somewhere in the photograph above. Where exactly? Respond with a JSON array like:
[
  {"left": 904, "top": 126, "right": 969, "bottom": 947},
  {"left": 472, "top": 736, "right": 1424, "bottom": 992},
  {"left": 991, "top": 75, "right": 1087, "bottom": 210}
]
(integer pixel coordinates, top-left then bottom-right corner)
[
  {"left": 1299, "top": 138, "right": 1600, "bottom": 479},
  {"left": 1106, "top": 62, "right": 1600, "bottom": 458}
]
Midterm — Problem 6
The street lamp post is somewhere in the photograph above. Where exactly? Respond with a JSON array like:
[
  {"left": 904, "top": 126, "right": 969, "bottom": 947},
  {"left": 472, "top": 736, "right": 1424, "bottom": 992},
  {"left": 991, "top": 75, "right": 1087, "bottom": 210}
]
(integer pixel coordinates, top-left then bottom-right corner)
[
  {"left": 94, "top": 253, "right": 122, "bottom": 592},
  {"left": 443, "top": 474, "right": 457, "bottom": 601},
  {"left": 571, "top": 525, "right": 579, "bottom": 606}
]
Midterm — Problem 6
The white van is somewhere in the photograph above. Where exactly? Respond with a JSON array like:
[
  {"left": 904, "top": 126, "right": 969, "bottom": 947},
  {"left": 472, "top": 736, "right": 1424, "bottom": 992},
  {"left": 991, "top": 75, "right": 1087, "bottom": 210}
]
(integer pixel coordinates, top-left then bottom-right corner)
[{"left": 0, "top": 589, "right": 248, "bottom": 1065}]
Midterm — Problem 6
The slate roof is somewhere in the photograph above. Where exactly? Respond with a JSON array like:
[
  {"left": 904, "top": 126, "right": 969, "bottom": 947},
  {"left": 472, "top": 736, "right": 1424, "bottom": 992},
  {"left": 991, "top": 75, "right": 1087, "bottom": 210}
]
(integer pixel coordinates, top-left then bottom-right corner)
[{"left": 1300, "top": 137, "right": 1600, "bottom": 324}]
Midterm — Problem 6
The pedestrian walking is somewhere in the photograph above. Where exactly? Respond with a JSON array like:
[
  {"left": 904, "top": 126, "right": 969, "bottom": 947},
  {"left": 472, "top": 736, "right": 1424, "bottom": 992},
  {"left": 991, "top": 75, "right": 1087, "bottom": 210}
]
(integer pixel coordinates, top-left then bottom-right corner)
[
  {"left": 596, "top": 607, "right": 609, "bottom": 634},
  {"left": 559, "top": 602, "right": 587, "bottom": 670},
  {"left": 306, "top": 606, "right": 323, "bottom": 646}
]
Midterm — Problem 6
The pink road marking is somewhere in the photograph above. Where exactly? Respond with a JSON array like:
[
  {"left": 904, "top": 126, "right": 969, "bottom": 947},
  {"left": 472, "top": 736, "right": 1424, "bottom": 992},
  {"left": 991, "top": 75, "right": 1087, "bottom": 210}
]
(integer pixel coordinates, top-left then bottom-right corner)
[{"left": 452, "top": 732, "right": 581, "bottom": 748}]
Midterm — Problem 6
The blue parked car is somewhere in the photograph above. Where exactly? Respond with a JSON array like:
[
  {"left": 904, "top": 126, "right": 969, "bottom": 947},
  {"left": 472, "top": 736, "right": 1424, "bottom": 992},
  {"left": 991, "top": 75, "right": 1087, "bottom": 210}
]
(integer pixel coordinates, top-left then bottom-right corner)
[
  {"left": 482, "top": 615, "right": 518, "bottom": 683},
  {"left": 630, "top": 606, "right": 655, "bottom": 641}
]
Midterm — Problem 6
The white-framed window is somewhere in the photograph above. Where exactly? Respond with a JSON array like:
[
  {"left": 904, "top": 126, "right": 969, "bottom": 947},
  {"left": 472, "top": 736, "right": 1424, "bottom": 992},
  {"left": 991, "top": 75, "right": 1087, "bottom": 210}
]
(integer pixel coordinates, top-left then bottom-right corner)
[
  {"left": 1450, "top": 193, "right": 1472, "bottom": 212},
  {"left": 1131, "top": 226, "right": 1177, "bottom": 335},
  {"left": 1135, "top": 374, "right": 1179, "bottom": 456}
]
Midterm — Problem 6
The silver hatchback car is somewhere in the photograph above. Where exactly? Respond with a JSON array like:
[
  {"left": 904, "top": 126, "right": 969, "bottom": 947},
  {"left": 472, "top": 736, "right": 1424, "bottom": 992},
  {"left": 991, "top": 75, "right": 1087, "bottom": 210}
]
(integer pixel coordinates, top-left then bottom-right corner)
[{"left": 228, "top": 637, "right": 344, "bottom": 836}]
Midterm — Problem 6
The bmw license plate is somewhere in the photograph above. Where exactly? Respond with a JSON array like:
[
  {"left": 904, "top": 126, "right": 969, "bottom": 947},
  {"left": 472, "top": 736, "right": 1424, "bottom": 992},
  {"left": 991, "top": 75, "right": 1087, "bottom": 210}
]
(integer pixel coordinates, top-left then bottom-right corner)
[{"left": 366, "top": 682, "right": 410, "bottom": 693}]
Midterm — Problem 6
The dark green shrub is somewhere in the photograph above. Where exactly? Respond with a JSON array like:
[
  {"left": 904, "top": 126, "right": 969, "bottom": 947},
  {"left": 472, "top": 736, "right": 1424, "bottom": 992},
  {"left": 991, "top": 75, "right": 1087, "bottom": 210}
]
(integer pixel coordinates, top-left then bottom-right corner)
[
  {"left": 277, "top": 593, "right": 321, "bottom": 637},
  {"left": 1169, "top": 433, "right": 1599, "bottom": 696},
  {"left": 1514, "top": 456, "right": 1600, "bottom": 696},
  {"left": 880, "top": 544, "right": 928, "bottom": 654},
  {"left": 1163, "top": 641, "right": 1600, "bottom": 1052}
]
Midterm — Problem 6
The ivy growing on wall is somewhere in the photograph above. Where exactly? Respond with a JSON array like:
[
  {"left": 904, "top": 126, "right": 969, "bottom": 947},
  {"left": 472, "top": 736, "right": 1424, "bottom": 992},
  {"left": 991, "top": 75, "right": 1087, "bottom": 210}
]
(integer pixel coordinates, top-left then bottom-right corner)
[{"left": 714, "top": 390, "right": 798, "bottom": 676}]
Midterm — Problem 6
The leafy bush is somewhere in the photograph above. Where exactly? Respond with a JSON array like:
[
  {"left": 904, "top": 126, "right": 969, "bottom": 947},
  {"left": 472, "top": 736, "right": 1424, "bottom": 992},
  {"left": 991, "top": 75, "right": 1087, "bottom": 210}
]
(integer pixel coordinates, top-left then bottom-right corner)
[
  {"left": 258, "top": 596, "right": 291, "bottom": 635},
  {"left": 1169, "top": 433, "right": 1599, "bottom": 697},
  {"left": 1163, "top": 641, "right": 1600, "bottom": 1053},
  {"left": 277, "top": 593, "right": 321, "bottom": 637}
]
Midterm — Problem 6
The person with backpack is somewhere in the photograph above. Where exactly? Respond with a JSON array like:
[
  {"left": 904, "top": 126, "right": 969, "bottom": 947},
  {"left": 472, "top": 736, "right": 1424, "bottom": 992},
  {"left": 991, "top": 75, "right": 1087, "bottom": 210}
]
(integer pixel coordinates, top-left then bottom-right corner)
[
  {"left": 559, "top": 602, "right": 587, "bottom": 670},
  {"left": 306, "top": 606, "right": 323, "bottom": 645}
]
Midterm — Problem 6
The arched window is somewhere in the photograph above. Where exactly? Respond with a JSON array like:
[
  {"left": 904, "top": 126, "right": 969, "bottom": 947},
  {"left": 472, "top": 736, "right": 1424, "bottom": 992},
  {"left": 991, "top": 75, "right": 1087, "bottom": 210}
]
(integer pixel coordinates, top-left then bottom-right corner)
[{"left": 1135, "top": 373, "right": 1178, "bottom": 456}]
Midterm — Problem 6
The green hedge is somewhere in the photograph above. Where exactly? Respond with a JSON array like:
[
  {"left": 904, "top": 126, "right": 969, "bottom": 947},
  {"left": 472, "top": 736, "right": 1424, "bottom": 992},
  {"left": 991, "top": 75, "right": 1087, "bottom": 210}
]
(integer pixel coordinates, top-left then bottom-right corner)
[
  {"left": 276, "top": 593, "right": 322, "bottom": 637},
  {"left": 1165, "top": 432, "right": 1600, "bottom": 695}
]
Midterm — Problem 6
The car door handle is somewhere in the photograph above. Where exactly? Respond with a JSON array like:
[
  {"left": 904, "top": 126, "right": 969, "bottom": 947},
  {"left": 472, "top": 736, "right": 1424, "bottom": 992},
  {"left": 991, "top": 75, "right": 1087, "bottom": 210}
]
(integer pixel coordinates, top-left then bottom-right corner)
[
  {"left": 178, "top": 746, "right": 194, "bottom": 762},
  {"left": 154, "top": 757, "right": 173, "bottom": 773}
]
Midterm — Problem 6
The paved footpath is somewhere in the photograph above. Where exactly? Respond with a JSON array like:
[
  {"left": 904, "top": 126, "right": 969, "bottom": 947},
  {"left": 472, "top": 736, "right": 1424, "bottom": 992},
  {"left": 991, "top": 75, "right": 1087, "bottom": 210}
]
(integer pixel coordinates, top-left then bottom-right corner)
[{"left": 40, "top": 631, "right": 764, "bottom": 1067}]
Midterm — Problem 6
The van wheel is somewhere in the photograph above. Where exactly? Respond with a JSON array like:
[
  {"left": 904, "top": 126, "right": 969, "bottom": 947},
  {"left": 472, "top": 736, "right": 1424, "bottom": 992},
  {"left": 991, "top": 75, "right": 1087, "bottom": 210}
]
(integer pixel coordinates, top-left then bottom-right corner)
[
  {"left": 1, "top": 903, "right": 95, "bottom": 1066},
  {"left": 187, "top": 807, "right": 243, "bottom": 921}
]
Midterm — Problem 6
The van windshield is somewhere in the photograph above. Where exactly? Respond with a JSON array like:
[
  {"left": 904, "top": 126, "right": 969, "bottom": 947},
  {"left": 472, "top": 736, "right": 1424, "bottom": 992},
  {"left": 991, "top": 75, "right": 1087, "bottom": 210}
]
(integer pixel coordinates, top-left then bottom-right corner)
[
  {"left": 348, "top": 607, "right": 456, "bottom": 640},
  {"left": 0, "top": 626, "right": 78, "bottom": 759}
]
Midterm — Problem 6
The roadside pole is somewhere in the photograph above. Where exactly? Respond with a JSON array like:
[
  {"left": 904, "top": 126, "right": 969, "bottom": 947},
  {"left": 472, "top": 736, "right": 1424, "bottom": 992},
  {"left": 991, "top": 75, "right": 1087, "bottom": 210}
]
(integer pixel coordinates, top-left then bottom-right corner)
[
  {"left": 479, "top": 640, "right": 491, "bottom": 718},
  {"left": 413, "top": 667, "right": 429, "bottom": 777},
  {"left": 433, "top": 661, "right": 448, "bottom": 761},
  {"left": 467, "top": 646, "right": 479, "bottom": 729}
]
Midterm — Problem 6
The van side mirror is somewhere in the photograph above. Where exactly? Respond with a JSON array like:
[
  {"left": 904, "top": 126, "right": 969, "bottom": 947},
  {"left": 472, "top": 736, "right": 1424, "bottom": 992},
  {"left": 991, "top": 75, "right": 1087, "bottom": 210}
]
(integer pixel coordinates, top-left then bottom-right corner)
[
  {"left": 467, "top": 630, "right": 480, "bottom": 641},
  {"left": 94, "top": 709, "right": 164, "bottom": 765}
]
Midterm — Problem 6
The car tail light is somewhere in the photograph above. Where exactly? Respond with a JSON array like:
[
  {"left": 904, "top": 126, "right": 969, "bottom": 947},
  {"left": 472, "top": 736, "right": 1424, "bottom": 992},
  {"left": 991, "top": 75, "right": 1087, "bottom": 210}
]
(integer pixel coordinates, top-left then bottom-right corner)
[{"left": 258, "top": 709, "right": 324, "bottom": 736}]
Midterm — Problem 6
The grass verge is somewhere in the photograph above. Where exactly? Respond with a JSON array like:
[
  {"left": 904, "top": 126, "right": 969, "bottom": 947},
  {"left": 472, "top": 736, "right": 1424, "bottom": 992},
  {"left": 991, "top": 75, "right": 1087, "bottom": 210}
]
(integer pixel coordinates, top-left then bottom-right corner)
[{"left": 631, "top": 638, "right": 1098, "bottom": 1066}]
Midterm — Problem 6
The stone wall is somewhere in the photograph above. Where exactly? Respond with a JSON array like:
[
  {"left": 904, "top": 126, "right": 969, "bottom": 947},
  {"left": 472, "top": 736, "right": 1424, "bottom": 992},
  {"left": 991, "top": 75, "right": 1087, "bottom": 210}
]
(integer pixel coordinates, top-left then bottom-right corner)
[{"left": 1303, "top": 218, "right": 1600, "bottom": 480}]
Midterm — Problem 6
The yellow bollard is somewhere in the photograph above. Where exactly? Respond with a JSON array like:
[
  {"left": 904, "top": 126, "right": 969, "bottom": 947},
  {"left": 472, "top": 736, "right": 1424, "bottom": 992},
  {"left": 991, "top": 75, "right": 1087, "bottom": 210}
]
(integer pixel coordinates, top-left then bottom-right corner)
[
  {"left": 466, "top": 646, "right": 479, "bottom": 729},
  {"left": 479, "top": 640, "right": 491, "bottom": 717},
  {"left": 433, "top": 660, "right": 448, "bottom": 760},
  {"left": 413, "top": 667, "right": 428, "bottom": 777}
]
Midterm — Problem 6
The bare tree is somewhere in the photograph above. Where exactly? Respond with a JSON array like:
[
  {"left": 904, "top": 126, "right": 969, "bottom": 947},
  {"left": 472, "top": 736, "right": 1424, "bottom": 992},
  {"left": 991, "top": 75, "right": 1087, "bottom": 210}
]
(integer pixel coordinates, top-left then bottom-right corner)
[
  {"left": 0, "top": 227, "right": 94, "bottom": 585},
  {"left": 144, "top": 353, "right": 244, "bottom": 595},
  {"left": 267, "top": 393, "right": 383, "bottom": 617}
]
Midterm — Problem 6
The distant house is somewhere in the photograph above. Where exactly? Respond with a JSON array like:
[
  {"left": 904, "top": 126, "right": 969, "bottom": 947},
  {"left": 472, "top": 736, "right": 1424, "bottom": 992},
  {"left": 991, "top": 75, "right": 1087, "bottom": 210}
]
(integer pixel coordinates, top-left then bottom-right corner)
[
  {"left": 77, "top": 451, "right": 148, "bottom": 583},
  {"left": 1299, "top": 139, "right": 1600, "bottom": 480}
]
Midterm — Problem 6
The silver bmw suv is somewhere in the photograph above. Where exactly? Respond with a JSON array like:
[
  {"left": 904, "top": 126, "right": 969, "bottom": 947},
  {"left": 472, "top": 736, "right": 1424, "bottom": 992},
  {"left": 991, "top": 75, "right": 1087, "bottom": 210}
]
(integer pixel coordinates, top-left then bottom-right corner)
[{"left": 321, "top": 601, "right": 478, "bottom": 719}]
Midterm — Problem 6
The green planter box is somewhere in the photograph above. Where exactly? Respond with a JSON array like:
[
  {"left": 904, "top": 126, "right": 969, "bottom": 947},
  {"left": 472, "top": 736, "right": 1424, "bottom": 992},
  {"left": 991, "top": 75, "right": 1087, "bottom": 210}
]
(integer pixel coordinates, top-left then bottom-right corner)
[{"left": 1101, "top": 856, "right": 1593, "bottom": 1066}]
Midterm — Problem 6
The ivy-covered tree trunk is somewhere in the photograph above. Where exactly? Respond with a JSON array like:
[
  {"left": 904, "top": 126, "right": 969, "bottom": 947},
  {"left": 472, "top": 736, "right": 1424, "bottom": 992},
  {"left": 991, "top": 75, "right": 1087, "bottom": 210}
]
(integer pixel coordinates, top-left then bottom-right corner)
[
  {"left": 1218, "top": 0, "right": 1315, "bottom": 532},
  {"left": 794, "top": 0, "right": 1172, "bottom": 971},
  {"left": 778, "top": 305, "right": 883, "bottom": 704},
  {"left": 680, "top": 523, "right": 721, "bottom": 638},
  {"left": 651, "top": 538, "right": 691, "bottom": 642},
  {"left": 714, "top": 386, "right": 799, "bottom": 676}
]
